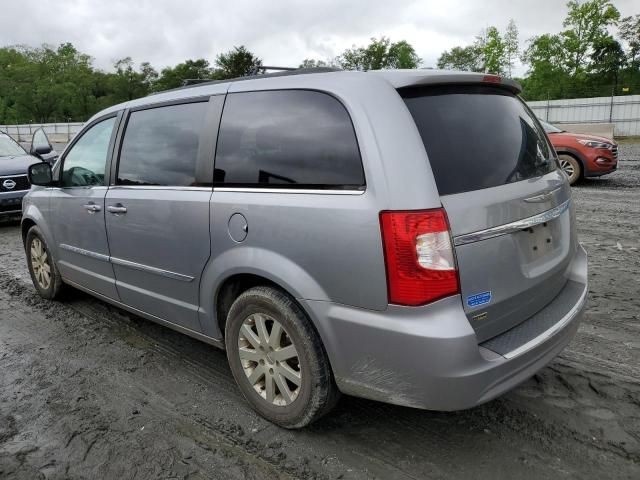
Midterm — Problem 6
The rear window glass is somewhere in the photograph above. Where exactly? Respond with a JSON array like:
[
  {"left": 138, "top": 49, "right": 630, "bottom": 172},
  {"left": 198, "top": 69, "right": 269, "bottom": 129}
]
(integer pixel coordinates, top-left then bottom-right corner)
[
  {"left": 401, "top": 86, "right": 556, "bottom": 196},
  {"left": 214, "top": 90, "right": 364, "bottom": 190}
]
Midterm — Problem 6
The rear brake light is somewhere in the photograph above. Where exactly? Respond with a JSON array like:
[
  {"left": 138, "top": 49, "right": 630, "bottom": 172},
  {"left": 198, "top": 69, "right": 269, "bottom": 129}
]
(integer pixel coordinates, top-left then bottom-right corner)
[
  {"left": 482, "top": 74, "right": 502, "bottom": 84},
  {"left": 380, "top": 209, "right": 459, "bottom": 306}
]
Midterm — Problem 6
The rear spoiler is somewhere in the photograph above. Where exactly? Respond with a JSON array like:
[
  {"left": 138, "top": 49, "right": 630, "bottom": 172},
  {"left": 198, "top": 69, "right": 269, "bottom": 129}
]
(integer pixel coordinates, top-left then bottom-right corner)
[{"left": 370, "top": 70, "right": 522, "bottom": 94}]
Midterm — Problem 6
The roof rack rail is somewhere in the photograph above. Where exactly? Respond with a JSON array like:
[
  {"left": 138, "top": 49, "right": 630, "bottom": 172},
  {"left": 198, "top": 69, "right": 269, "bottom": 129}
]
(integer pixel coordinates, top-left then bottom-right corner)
[
  {"left": 181, "top": 78, "right": 216, "bottom": 86},
  {"left": 157, "top": 66, "right": 342, "bottom": 95},
  {"left": 249, "top": 65, "right": 297, "bottom": 76}
]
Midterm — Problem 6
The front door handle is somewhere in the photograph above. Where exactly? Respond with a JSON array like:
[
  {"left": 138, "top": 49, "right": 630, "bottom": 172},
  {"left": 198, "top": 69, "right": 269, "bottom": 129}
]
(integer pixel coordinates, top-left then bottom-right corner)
[
  {"left": 83, "top": 203, "right": 101, "bottom": 213},
  {"left": 107, "top": 205, "right": 127, "bottom": 215}
]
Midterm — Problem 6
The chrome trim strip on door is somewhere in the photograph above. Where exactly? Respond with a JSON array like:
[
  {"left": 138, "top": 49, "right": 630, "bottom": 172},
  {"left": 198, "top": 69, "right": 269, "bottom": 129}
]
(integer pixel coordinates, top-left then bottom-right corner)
[
  {"left": 502, "top": 282, "right": 588, "bottom": 360},
  {"left": 453, "top": 199, "right": 571, "bottom": 247},
  {"left": 214, "top": 187, "right": 365, "bottom": 195},
  {"left": 59, "top": 244, "right": 194, "bottom": 282},
  {"left": 110, "top": 256, "right": 194, "bottom": 282},
  {"left": 60, "top": 243, "right": 110, "bottom": 262},
  {"left": 108, "top": 185, "right": 212, "bottom": 192}
]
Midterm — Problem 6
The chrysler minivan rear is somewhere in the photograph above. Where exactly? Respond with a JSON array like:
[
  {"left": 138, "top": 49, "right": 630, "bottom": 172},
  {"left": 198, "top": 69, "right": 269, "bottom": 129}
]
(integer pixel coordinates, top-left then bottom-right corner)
[{"left": 304, "top": 74, "right": 588, "bottom": 412}]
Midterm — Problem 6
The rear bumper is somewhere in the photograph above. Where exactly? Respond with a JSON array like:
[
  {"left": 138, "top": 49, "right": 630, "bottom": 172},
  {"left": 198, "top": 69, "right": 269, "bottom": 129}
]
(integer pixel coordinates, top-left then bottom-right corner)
[
  {"left": 303, "top": 244, "right": 588, "bottom": 410},
  {"left": 0, "top": 190, "right": 27, "bottom": 216}
]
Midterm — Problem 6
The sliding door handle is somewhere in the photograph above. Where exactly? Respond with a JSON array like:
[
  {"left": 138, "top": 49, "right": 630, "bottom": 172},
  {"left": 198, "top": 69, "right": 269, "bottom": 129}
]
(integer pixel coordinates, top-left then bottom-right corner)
[
  {"left": 107, "top": 205, "right": 127, "bottom": 215},
  {"left": 83, "top": 203, "right": 101, "bottom": 213}
]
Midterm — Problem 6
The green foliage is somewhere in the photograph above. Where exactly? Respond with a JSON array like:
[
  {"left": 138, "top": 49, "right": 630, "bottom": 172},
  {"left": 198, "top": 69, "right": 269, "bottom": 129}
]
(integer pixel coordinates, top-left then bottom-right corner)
[
  {"left": 0, "top": 44, "right": 263, "bottom": 124},
  {"left": 619, "top": 15, "right": 640, "bottom": 67},
  {"left": 504, "top": 19, "right": 520, "bottom": 77},
  {"left": 437, "top": 20, "right": 517, "bottom": 76},
  {"left": 215, "top": 46, "right": 262, "bottom": 79},
  {"left": 562, "top": 0, "right": 620, "bottom": 76},
  {"left": 338, "top": 37, "right": 421, "bottom": 70},
  {"left": 153, "top": 59, "right": 212, "bottom": 91},
  {"left": 299, "top": 59, "right": 329, "bottom": 68},
  {"left": 480, "top": 26, "right": 508, "bottom": 75},
  {"left": 437, "top": 46, "right": 483, "bottom": 71}
]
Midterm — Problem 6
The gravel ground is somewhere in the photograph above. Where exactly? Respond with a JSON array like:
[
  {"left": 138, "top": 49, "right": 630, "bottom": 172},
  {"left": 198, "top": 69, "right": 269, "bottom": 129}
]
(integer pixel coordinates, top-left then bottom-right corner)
[{"left": 1, "top": 145, "right": 639, "bottom": 479}]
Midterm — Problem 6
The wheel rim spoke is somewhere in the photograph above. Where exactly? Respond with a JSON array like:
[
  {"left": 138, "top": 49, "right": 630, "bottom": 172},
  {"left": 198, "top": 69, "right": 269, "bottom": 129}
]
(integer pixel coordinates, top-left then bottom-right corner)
[
  {"left": 254, "top": 313, "right": 269, "bottom": 344},
  {"left": 265, "top": 374, "right": 275, "bottom": 403},
  {"left": 247, "top": 364, "right": 266, "bottom": 385},
  {"left": 274, "top": 373, "right": 294, "bottom": 404},
  {"left": 277, "top": 362, "right": 301, "bottom": 386},
  {"left": 238, "top": 346, "right": 262, "bottom": 363},
  {"left": 271, "top": 344, "right": 297, "bottom": 362},
  {"left": 268, "top": 322, "right": 282, "bottom": 348},
  {"left": 240, "top": 324, "right": 261, "bottom": 350}
]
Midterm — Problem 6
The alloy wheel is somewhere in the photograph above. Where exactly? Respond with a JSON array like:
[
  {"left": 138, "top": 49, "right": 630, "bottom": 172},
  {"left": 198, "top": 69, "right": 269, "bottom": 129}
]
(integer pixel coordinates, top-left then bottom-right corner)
[
  {"left": 30, "top": 237, "right": 51, "bottom": 290},
  {"left": 560, "top": 158, "right": 575, "bottom": 177},
  {"left": 238, "top": 313, "right": 302, "bottom": 406}
]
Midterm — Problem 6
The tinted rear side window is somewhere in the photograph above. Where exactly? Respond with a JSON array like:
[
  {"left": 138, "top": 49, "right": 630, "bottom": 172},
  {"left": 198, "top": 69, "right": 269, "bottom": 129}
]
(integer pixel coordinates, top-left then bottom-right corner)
[
  {"left": 118, "top": 101, "right": 207, "bottom": 186},
  {"left": 401, "top": 86, "right": 556, "bottom": 196},
  {"left": 214, "top": 90, "right": 364, "bottom": 190}
]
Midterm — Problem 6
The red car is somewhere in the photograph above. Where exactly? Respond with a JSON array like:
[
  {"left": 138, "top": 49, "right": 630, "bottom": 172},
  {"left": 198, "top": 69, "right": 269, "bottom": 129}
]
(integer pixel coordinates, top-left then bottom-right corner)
[{"left": 540, "top": 120, "right": 618, "bottom": 185}]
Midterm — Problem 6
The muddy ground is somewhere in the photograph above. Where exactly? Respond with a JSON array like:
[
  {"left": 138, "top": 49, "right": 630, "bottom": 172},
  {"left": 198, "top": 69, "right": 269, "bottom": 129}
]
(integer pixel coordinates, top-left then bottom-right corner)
[{"left": 1, "top": 145, "right": 639, "bottom": 479}]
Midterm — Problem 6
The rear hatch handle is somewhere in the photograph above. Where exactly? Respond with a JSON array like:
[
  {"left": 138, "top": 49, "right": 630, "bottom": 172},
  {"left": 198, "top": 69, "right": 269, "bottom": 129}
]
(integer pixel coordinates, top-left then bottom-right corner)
[{"left": 453, "top": 199, "right": 571, "bottom": 246}]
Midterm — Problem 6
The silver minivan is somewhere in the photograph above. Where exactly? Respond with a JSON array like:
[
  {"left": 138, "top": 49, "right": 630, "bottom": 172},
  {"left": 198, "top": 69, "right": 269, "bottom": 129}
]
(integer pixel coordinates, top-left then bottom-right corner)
[{"left": 23, "top": 69, "right": 588, "bottom": 428}]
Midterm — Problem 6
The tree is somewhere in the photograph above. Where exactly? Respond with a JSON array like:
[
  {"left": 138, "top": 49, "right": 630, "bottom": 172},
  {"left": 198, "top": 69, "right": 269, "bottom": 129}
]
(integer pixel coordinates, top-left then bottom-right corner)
[
  {"left": 504, "top": 19, "right": 519, "bottom": 77},
  {"left": 437, "top": 45, "right": 483, "bottom": 71},
  {"left": 591, "top": 36, "right": 626, "bottom": 87},
  {"left": 479, "top": 26, "right": 508, "bottom": 75},
  {"left": 619, "top": 15, "right": 640, "bottom": 68},
  {"left": 338, "top": 37, "right": 420, "bottom": 71},
  {"left": 521, "top": 34, "right": 571, "bottom": 99},
  {"left": 154, "top": 59, "right": 212, "bottom": 91},
  {"left": 215, "top": 46, "right": 261, "bottom": 79},
  {"left": 437, "top": 22, "right": 516, "bottom": 75},
  {"left": 299, "top": 59, "right": 329, "bottom": 68},
  {"left": 562, "top": 0, "right": 620, "bottom": 76},
  {"left": 111, "top": 57, "right": 157, "bottom": 101}
]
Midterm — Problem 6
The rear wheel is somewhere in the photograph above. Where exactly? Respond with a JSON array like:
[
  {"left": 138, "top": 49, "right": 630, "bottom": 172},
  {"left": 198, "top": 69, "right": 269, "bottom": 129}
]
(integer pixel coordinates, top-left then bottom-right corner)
[
  {"left": 26, "top": 226, "right": 63, "bottom": 299},
  {"left": 558, "top": 154, "right": 581, "bottom": 185},
  {"left": 225, "top": 286, "right": 339, "bottom": 428}
]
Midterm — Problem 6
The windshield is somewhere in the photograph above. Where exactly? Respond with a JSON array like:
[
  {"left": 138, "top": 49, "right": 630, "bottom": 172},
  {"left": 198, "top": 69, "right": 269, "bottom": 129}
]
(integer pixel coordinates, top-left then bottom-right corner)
[
  {"left": 539, "top": 119, "right": 564, "bottom": 134},
  {"left": 0, "top": 134, "right": 27, "bottom": 157},
  {"left": 401, "top": 85, "right": 557, "bottom": 196}
]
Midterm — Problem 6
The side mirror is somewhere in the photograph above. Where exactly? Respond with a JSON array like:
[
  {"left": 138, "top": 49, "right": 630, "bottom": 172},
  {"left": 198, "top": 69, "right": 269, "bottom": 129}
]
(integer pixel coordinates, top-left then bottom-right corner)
[
  {"left": 28, "top": 163, "right": 54, "bottom": 186},
  {"left": 34, "top": 145, "right": 53, "bottom": 156},
  {"left": 30, "top": 128, "right": 53, "bottom": 158}
]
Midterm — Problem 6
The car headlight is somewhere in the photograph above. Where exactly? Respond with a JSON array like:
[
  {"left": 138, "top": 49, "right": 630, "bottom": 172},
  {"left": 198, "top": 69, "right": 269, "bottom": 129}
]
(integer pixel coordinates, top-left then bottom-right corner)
[{"left": 577, "top": 139, "right": 612, "bottom": 149}]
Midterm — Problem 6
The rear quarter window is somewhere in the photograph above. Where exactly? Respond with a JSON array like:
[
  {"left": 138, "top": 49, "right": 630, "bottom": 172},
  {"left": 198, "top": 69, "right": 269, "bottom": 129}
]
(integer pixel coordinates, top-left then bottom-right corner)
[
  {"left": 214, "top": 90, "right": 364, "bottom": 190},
  {"left": 401, "top": 85, "right": 556, "bottom": 196}
]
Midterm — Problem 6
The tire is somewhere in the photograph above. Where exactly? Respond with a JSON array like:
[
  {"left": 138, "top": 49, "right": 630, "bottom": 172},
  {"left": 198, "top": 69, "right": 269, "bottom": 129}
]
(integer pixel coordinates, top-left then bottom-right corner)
[
  {"left": 558, "top": 154, "right": 582, "bottom": 185},
  {"left": 25, "top": 226, "right": 64, "bottom": 300},
  {"left": 225, "top": 286, "right": 339, "bottom": 428}
]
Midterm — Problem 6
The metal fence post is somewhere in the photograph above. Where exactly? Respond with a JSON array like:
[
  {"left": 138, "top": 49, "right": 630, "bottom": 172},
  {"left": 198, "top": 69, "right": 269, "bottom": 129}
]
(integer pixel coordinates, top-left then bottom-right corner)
[
  {"left": 609, "top": 87, "right": 615, "bottom": 123},
  {"left": 546, "top": 94, "right": 550, "bottom": 121}
]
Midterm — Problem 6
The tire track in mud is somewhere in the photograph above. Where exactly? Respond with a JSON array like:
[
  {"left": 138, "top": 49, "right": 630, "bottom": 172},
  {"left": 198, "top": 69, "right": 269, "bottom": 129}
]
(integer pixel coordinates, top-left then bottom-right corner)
[{"left": 0, "top": 275, "right": 341, "bottom": 480}]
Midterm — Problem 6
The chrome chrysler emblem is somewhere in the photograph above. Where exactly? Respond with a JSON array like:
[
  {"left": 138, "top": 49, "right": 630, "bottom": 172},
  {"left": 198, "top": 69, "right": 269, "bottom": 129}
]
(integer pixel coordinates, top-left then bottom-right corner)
[{"left": 2, "top": 179, "right": 16, "bottom": 190}]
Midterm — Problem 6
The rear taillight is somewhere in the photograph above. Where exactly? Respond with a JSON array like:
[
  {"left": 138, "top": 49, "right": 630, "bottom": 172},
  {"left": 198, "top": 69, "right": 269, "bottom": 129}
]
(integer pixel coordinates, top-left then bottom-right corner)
[{"left": 379, "top": 208, "right": 459, "bottom": 306}]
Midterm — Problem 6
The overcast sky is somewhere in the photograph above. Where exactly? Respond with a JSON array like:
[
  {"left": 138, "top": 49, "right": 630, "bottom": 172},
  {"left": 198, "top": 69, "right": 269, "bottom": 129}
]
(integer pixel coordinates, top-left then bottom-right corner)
[{"left": 1, "top": 0, "right": 637, "bottom": 76}]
